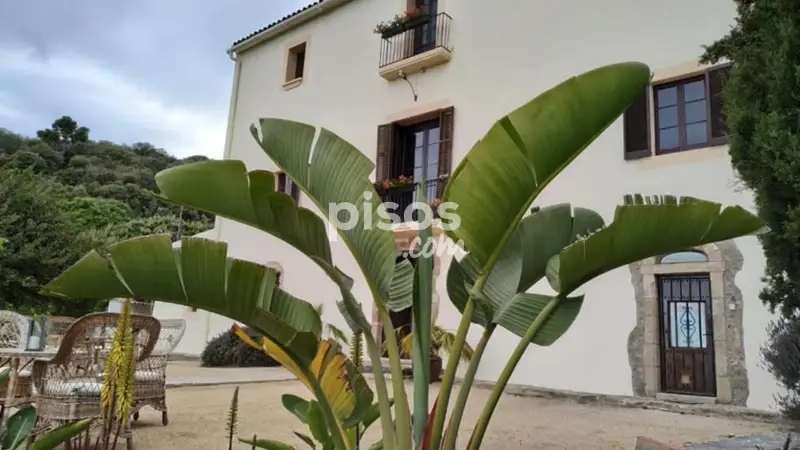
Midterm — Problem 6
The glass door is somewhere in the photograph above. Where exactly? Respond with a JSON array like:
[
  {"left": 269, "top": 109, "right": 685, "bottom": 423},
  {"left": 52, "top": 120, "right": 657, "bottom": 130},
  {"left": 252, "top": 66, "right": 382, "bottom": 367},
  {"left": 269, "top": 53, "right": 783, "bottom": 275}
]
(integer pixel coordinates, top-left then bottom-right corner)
[{"left": 413, "top": 0, "right": 438, "bottom": 54}]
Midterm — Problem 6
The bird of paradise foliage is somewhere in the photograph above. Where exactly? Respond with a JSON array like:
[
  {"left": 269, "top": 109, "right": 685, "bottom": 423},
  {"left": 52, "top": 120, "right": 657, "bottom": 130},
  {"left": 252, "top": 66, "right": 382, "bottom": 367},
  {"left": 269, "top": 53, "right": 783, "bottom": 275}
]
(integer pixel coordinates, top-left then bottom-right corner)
[{"left": 41, "top": 61, "right": 767, "bottom": 450}]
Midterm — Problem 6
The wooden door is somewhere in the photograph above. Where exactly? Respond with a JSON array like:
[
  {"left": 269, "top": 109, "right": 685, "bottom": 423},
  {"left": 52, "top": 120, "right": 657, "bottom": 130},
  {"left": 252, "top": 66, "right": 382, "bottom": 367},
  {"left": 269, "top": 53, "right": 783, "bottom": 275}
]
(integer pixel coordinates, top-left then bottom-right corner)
[{"left": 658, "top": 274, "right": 716, "bottom": 396}]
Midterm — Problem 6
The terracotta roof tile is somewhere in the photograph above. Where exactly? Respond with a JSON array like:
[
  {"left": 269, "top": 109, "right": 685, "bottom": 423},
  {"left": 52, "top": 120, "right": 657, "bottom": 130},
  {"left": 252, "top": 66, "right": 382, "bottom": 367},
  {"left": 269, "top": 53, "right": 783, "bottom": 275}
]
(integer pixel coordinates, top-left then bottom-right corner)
[{"left": 231, "top": 1, "right": 325, "bottom": 48}]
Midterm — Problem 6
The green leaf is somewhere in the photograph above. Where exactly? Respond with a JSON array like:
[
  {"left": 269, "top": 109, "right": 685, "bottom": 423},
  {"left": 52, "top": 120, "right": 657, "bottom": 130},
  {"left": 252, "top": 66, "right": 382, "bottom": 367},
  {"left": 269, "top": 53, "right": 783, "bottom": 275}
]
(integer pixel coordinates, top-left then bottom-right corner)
[
  {"left": 155, "top": 160, "right": 369, "bottom": 336},
  {"left": 29, "top": 419, "right": 93, "bottom": 450},
  {"left": 251, "top": 119, "right": 398, "bottom": 305},
  {"left": 359, "top": 398, "right": 395, "bottom": 434},
  {"left": 2, "top": 406, "right": 36, "bottom": 450},
  {"left": 547, "top": 195, "right": 769, "bottom": 295},
  {"left": 41, "top": 235, "right": 321, "bottom": 366},
  {"left": 155, "top": 161, "right": 332, "bottom": 268},
  {"left": 517, "top": 204, "right": 605, "bottom": 292},
  {"left": 494, "top": 293, "right": 584, "bottom": 346},
  {"left": 442, "top": 62, "right": 651, "bottom": 271},
  {"left": 447, "top": 204, "right": 601, "bottom": 346},
  {"left": 293, "top": 432, "right": 316, "bottom": 449},
  {"left": 282, "top": 394, "right": 311, "bottom": 424},
  {"left": 238, "top": 437, "right": 296, "bottom": 450},
  {"left": 306, "top": 401, "right": 332, "bottom": 446},
  {"left": 387, "top": 258, "right": 414, "bottom": 312}
]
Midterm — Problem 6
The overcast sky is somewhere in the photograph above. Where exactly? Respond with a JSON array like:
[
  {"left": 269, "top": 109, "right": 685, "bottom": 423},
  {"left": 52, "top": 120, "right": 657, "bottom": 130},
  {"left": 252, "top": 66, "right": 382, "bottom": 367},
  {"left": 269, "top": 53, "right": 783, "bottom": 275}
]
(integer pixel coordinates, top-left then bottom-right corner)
[{"left": 0, "top": 0, "right": 311, "bottom": 159}]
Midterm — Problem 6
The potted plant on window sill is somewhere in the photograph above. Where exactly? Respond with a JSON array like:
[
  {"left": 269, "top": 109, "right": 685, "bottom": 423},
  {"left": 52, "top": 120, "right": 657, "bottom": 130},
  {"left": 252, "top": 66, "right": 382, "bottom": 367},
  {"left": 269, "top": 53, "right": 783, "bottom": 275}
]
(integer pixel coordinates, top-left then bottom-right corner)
[{"left": 373, "top": 7, "right": 431, "bottom": 39}]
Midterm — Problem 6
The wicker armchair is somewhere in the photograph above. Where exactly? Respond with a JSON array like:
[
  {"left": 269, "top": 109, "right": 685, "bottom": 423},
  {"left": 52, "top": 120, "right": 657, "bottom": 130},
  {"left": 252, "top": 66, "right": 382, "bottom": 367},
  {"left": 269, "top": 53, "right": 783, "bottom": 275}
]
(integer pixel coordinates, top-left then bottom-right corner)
[
  {"left": 0, "top": 310, "right": 34, "bottom": 416},
  {"left": 44, "top": 316, "right": 77, "bottom": 351},
  {"left": 131, "top": 318, "right": 186, "bottom": 426},
  {"left": 30, "top": 312, "right": 161, "bottom": 448}
]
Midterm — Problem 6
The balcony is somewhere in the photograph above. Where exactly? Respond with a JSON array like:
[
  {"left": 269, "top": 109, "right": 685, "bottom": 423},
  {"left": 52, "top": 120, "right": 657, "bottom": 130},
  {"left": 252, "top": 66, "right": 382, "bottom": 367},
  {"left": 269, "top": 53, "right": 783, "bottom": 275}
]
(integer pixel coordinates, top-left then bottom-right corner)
[
  {"left": 376, "top": 178, "right": 444, "bottom": 223},
  {"left": 378, "top": 12, "right": 452, "bottom": 81}
]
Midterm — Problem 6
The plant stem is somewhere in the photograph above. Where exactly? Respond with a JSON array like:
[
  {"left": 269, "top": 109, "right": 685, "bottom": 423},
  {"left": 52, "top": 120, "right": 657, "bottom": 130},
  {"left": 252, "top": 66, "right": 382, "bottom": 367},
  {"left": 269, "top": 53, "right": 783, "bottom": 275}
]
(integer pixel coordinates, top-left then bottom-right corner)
[
  {"left": 466, "top": 296, "right": 561, "bottom": 450},
  {"left": 379, "top": 306, "right": 413, "bottom": 450},
  {"left": 425, "top": 298, "right": 475, "bottom": 450},
  {"left": 363, "top": 328, "right": 397, "bottom": 450},
  {"left": 308, "top": 374, "right": 352, "bottom": 450},
  {"left": 442, "top": 325, "right": 493, "bottom": 450}
]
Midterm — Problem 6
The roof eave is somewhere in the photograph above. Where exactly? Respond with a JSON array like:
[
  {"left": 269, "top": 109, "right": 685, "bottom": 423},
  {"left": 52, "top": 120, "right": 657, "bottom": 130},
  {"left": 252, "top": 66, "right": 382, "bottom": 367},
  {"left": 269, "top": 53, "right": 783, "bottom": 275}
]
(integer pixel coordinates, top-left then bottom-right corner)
[{"left": 228, "top": 0, "right": 354, "bottom": 56}]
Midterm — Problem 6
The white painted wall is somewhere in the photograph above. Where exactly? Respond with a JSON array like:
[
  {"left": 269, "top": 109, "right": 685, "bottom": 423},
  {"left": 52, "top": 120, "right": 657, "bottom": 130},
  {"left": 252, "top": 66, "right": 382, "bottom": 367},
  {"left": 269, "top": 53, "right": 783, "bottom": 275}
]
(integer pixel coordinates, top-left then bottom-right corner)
[{"left": 213, "top": 0, "right": 780, "bottom": 409}]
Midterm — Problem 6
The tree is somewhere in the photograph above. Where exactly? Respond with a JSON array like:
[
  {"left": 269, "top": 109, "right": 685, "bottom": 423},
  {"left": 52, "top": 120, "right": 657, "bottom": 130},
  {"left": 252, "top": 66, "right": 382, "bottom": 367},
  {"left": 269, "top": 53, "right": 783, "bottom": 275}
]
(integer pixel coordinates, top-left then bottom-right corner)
[
  {"left": 0, "top": 168, "right": 97, "bottom": 315},
  {"left": 702, "top": 0, "right": 800, "bottom": 316},
  {"left": 42, "top": 62, "right": 766, "bottom": 449},
  {"left": 36, "top": 116, "right": 90, "bottom": 147}
]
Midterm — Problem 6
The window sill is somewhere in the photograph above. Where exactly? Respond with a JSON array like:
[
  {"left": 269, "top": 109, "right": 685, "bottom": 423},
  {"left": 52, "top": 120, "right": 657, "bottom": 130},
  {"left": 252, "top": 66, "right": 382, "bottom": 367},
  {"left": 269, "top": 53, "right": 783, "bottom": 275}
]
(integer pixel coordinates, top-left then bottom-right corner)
[
  {"left": 627, "top": 143, "right": 728, "bottom": 169},
  {"left": 283, "top": 77, "right": 303, "bottom": 90},
  {"left": 379, "top": 46, "right": 452, "bottom": 81}
]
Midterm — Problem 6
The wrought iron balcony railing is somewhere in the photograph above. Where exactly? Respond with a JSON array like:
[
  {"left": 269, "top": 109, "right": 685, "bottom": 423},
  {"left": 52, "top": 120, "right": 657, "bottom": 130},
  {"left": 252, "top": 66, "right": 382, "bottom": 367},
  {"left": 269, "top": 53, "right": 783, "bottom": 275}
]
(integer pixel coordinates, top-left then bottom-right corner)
[
  {"left": 376, "top": 179, "right": 443, "bottom": 223},
  {"left": 378, "top": 13, "right": 453, "bottom": 68}
]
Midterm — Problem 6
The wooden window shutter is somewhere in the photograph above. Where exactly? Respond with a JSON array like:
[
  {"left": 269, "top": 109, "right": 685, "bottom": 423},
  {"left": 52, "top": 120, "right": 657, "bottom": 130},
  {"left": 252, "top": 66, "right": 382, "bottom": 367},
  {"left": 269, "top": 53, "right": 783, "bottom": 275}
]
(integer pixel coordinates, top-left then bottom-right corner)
[
  {"left": 376, "top": 124, "right": 394, "bottom": 182},
  {"left": 437, "top": 106, "right": 455, "bottom": 199},
  {"left": 277, "top": 172, "right": 286, "bottom": 193},
  {"left": 623, "top": 87, "right": 650, "bottom": 160},
  {"left": 708, "top": 64, "right": 732, "bottom": 144}
]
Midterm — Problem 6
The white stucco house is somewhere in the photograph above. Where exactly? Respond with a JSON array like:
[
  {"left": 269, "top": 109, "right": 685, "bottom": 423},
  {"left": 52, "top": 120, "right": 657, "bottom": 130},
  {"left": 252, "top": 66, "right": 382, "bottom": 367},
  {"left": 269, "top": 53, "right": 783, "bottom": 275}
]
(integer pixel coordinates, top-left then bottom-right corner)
[{"left": 151, "top": 0, "right": 783, "bottom": 410}]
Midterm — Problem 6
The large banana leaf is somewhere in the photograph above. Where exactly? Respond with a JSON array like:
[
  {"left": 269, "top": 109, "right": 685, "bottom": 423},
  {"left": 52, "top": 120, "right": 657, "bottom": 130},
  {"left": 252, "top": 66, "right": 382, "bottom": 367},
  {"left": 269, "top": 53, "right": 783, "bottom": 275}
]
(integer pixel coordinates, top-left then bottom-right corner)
[
  {"left": 154, "top": 160, "right": 413, "bottom": 330},
  {"left": 250, "top": 120, "right": 398, "bottom": 308},
  {"left": 547, "top": 195, "right": 768, "bottom": 295},
  {"left": 446, "top": 204, "right": 602, "bottom": 346},
  {"left": 41, "top": 235, "right": 322, "bottom": 365},
  {"left": 234, "top": 328, "right": 373, "bottom": 426},
  {"left": 442, "top": 62, "right": 651, "bottom": 270}
]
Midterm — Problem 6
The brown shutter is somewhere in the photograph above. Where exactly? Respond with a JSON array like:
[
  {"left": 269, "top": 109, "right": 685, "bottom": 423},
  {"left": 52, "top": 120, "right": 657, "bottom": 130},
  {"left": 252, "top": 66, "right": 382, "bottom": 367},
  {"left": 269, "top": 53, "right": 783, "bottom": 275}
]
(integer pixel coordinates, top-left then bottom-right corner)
[
  {"left": 437, "top": 106, "right": 455, "bottom": 199},
  {"left": 708, "top": 64, "right": 732, "bottom": 144},
  {"left": 290, "top": 182, "right": 300, "bottom": 202},
  {"left": 277, "top": 172, "right": 286, "bottom": 193},
  {"left": 376, "top": 124, "right": 394, "bottom": 182},
  {"left": 623, "top": 87, "right": 651, "bottom": 160}
]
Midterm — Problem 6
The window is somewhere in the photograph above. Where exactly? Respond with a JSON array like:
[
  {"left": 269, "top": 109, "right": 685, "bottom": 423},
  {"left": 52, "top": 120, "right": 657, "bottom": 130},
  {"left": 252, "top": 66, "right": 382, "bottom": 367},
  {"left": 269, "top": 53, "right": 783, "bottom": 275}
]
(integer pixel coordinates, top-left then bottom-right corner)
[
  {"left": 623, "top": 64, "right": 731, "bottom": 160},
  {"left": 659, "top": 250, "right": 709, "bottom": 264},
  {"left": 375, "top": 107, "right": 454, "bottom": 222},
  {"left": 285, "top": 42, "right": 307, "bottom": 83},
  {"left": 276, "top": 172, "right": 300, "bottom": 202}
]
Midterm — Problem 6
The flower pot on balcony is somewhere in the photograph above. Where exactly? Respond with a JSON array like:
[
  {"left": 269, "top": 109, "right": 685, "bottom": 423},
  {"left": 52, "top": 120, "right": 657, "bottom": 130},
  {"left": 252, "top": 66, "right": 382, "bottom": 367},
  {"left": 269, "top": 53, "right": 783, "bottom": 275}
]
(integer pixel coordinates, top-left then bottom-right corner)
[{"left": 379, "top": 13, "right": 431, "bottom": 39}]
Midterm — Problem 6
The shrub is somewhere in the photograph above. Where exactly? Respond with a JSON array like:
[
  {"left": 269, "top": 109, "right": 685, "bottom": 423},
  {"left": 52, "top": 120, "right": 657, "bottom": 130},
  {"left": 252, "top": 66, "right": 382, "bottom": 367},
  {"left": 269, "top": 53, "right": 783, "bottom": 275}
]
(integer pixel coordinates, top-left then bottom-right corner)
[
  {"left": 201, "top": 326, "right": 279, "bottom": 368},
  {"left": 762, "top": 317, "right": 800, "bottom": 419}
]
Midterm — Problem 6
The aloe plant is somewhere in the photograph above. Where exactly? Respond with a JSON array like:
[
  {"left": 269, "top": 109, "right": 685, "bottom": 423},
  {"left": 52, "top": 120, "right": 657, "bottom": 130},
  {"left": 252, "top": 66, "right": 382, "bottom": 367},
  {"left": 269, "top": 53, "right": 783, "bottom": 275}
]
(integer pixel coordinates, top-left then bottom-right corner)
[{"left": 40, "top": 61, "right": 767, "bottom": 449}]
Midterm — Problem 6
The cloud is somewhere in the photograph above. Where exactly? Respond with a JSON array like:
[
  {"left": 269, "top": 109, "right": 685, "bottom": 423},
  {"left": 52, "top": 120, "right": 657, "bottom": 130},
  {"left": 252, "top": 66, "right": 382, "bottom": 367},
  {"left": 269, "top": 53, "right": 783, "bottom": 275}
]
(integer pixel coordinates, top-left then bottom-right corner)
[{"left": 0, "top": 45, "right": 226, "bottom": 158}]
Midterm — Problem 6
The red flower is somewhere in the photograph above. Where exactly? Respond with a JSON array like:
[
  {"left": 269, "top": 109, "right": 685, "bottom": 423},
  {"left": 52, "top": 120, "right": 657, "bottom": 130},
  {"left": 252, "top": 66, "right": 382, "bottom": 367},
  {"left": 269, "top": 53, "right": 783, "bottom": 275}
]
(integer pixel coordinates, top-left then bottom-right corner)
[
  {"left": 398, "top": 175, "right": 405, "bottom": 180},
  {"left": 382, "top": 180, "right": 391, "bottom": 189}
]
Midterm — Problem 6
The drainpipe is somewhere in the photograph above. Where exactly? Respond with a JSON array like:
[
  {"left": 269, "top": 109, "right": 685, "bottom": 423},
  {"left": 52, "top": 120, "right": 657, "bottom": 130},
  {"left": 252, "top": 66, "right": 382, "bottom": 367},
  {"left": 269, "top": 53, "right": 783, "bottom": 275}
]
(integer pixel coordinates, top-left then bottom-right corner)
[{"left": 203, "top": 47, "right": 242, "bottom": 345}]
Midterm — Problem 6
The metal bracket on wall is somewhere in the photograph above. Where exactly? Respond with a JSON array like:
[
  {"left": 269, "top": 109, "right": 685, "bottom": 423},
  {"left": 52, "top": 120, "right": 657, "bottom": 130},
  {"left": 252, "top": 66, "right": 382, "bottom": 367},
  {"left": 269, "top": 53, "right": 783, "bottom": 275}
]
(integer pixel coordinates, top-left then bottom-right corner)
[{"left": 398, "top": 71, "right": 418, "bottom": 102}]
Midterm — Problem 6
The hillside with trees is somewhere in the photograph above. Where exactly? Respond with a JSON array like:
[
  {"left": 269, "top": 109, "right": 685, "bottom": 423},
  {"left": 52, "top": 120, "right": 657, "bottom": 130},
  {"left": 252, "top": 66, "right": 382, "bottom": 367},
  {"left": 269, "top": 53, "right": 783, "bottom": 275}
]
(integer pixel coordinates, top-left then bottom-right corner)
[{"left": 0, "top": 116, "right": 214, "bottom": 316}]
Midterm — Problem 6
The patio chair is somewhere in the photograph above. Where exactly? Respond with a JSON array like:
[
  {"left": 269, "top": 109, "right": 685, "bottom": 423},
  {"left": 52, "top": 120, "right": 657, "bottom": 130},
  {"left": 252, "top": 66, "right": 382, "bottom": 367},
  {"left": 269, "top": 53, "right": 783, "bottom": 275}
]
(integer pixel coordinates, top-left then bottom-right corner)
[
  {"left": 30, "top": 312, "right": 161, "bottom": 449},
  {"left": 131, "top": 318, "right": 186, "bottom": 425},
  {"left": 44, "top": 316, "right": 77, "bottom": 351},
  {"left": 0, "top": 310, "right": 34, "bottom": 416}
]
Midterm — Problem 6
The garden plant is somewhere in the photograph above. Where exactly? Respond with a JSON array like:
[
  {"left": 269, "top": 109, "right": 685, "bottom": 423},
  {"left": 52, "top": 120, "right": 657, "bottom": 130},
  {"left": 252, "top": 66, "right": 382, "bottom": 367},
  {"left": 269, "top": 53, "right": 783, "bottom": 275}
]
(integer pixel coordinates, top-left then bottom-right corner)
[{"left": 42, "top": 61, "right": 767, "bottom": 449}]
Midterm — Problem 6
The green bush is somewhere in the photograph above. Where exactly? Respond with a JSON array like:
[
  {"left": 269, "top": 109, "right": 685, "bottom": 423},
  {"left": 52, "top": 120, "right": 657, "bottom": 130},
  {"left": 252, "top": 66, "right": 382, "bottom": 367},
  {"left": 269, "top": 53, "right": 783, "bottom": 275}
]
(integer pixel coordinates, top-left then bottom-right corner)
[{"left": 201, "top": 327, "right": 279, "bottom": 368}]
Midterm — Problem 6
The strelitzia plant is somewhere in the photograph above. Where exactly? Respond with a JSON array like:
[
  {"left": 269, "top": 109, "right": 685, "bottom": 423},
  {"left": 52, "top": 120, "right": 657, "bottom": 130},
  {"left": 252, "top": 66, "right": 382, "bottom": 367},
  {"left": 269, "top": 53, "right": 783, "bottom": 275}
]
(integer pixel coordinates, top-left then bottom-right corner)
[
  {"left": 40, "top": 62, "right": 768, "bottom": 450},
  {"left": 0, "top": 371, "right": 93, "bottom": 450}
]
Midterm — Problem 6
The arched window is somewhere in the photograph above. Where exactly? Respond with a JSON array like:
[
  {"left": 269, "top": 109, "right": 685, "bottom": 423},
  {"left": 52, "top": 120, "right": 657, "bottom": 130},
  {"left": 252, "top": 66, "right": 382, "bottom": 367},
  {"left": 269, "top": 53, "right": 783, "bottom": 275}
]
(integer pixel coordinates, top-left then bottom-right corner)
[{"left": 659, "top": 250, "right": 709, "bottom": 264}]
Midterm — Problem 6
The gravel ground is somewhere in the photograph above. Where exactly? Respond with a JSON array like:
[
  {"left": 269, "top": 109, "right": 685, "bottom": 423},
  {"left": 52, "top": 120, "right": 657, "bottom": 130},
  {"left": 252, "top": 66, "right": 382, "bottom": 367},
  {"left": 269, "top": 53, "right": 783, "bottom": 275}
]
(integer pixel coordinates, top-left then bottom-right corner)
[{"left": 129, "top": 380, "right": 777, "bottom": 450}]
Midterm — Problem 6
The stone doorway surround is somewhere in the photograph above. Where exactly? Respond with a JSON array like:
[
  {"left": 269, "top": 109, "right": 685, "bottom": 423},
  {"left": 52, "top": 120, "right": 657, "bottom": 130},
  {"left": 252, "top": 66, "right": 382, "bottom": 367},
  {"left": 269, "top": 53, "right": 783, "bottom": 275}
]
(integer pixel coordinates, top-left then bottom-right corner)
[
  {"left": 371, "top": 220, "right": 444, "bottom": 347},
  {"left": 627, "top": 241, "right": 749, "bottom": 405}
]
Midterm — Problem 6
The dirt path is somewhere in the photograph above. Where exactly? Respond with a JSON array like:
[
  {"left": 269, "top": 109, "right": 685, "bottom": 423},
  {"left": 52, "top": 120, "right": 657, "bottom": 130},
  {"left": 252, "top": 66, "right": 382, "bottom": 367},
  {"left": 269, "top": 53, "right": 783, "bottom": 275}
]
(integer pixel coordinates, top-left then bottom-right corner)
[{"left": 131, "top": 380, "right": 777, "bottom": 449}]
